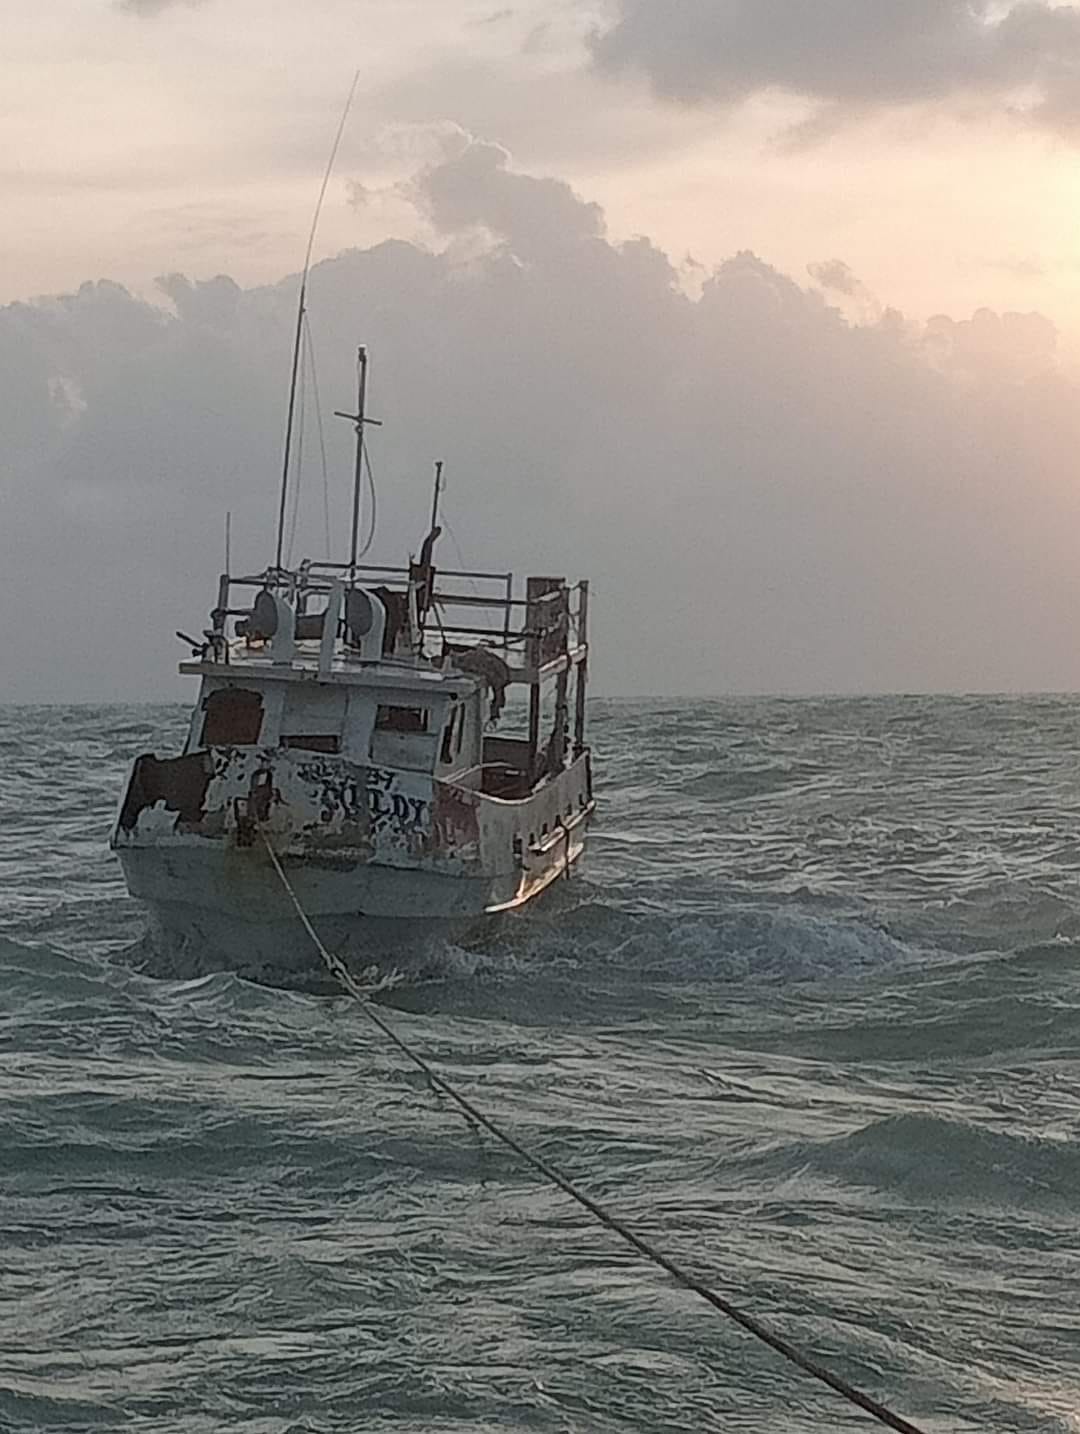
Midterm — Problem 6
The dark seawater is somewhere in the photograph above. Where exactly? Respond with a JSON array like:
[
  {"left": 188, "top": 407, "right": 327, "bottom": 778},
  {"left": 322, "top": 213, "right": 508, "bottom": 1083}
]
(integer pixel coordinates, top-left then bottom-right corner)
[{"left": 3, "top": 697, "right": 1080, "bottom": 1433}]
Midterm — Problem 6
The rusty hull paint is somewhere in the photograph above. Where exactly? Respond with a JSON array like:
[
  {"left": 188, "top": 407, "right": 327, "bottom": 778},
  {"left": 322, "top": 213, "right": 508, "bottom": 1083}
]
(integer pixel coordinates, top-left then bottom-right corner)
[
  {"left": 429, "top": 783, "right": 482, "bottom": 865},
  {"left": 112, "top": 745, "right": 592, "bottom": 918},
  {"left": 113, "top": 746, "right": 482, "bottom": 874},
  {"left": 118, "top": 752, "right": 214, "bottom": 834}
]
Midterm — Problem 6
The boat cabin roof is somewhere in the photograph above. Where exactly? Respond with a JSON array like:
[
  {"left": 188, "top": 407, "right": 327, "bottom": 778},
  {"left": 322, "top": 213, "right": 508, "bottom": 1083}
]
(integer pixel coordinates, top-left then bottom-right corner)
[
  {"left": 183, "top": 558, "right": 589, "bottom": 693},
  {"left": 179, "top": 651, "right": 479, "bottom": 696}
]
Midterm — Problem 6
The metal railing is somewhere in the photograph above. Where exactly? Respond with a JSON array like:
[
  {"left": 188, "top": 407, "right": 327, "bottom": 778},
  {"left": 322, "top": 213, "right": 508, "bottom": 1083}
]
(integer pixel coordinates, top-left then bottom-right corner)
[{"left": 208, "top": 563, "right": 589, "bottom": 678}]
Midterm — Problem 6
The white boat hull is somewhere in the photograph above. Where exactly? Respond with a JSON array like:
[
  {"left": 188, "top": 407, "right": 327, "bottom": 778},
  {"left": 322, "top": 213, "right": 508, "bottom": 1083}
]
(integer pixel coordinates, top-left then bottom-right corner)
[
  {"left": 121, "top": 867, "right": 578, "bottom": 982},
  {"left": 112, "top": 744, "right": 592, "bottom": 980}
]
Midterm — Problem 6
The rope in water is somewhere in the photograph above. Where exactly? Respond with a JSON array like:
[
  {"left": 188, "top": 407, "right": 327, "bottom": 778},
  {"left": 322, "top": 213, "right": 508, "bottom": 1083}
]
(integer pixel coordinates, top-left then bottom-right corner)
[{"left": 260, "top": 832, "right": 929, "bottom": 1434}]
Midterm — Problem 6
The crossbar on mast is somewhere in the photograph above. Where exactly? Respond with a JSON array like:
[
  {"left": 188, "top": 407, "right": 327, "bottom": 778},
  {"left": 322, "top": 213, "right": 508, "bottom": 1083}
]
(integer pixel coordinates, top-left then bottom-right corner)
[{"left": 333, "top": 345, "right": 383, "bottom": 583}]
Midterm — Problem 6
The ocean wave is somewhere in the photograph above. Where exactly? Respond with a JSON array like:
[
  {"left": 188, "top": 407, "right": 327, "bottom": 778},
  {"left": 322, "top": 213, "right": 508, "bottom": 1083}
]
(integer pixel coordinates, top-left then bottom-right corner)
[
  {"left": 758, "top": 1113, "right": 1080, "bottom": 1212},
  {"left": 499, "top": 899, "right": 919, "bottom": 985},
  {"left": 679, "top": 762, "right": 824, "bottom": 803},
  {"left": 0, "top": 1388, "right": 114, "bottom": 1429},
  {"left": 0, "top": 934, "right": 87, "bottom": 977},
  {"left": 0, "top": 935, "right": 125, "bottom": 1024}
]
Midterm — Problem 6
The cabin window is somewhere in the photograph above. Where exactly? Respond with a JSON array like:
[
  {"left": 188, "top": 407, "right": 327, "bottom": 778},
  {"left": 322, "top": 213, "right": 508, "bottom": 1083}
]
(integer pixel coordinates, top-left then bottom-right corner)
[
  {"left": 201, "top": 688, "right": 263, "bottom": 747},
  {"left": 376, "top": 705, "right": 429, "bottom": 733},
  {"left": 370, "top": 701, "right": 437, "bottom": 772},
  {"left": 282, "top": 734, "right": 340, "bottom": 754},
  {"left": 280, "top": 688, "right": 345, "bottom": 754}
]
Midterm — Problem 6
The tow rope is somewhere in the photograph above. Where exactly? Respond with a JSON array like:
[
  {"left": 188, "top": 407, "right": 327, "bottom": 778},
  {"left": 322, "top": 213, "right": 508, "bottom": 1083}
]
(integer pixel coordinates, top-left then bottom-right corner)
[{"left": 261, "top": 833, "right": 930, "bottom": 1434}]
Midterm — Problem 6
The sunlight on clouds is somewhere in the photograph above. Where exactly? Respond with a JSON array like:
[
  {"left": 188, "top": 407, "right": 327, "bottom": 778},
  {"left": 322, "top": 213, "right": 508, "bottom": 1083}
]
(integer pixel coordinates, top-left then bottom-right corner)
[
  {"left": 6, "top": 0, "right": 1080, "bottom": 345},
  {"left": 9, "top": 139, "right": 1080, "bottom": 698}
]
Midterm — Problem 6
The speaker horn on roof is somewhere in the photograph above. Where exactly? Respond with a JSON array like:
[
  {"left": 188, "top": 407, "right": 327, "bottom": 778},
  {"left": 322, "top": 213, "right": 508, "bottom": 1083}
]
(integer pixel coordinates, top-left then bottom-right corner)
[
  {"left": 249, "top": 590, "right": 280, "bottom": 639},
  {"left": 345, "top": 587, "right": 387, "bottom": 660}
]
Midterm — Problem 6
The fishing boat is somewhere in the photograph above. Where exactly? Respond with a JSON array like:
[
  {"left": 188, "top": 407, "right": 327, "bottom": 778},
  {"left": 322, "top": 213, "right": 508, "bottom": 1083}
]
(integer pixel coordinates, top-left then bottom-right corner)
[{"left": 110, "top": 348, "right": 593, "bottom": 977}]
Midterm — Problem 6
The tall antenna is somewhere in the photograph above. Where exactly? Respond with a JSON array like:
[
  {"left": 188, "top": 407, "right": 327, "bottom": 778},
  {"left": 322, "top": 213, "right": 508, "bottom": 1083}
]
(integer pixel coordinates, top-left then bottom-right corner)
[
  {"left": 429, "top": 460, "right": 445, "bottom": 535},
  {"left": 273, "top": 71, "right": 361, "bottom": 574}
]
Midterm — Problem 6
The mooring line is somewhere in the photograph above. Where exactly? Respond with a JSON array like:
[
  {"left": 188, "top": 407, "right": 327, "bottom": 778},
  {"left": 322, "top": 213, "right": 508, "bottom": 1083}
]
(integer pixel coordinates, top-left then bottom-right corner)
[{"left": 260, "top": 832, "right": 929, "bottom": 1434}]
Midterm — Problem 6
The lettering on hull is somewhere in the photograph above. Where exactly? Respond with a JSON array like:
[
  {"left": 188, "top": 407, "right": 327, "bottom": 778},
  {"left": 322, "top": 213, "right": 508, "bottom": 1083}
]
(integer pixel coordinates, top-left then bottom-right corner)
[
  {"left": 116, "top": 748, "right": 436, "bottom": 862},
  {"left": 113, "top": 746, "right": 592, "bottom": 895}
]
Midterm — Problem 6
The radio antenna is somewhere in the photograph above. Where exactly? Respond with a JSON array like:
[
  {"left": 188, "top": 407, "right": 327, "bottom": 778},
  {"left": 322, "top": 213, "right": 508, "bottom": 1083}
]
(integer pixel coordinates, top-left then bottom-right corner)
[
  {"left": 429, "top": 460, "right": 445, "bottom": 535},
  {"left": 273, "top": 71, "right": 361, "bottom": 574}
]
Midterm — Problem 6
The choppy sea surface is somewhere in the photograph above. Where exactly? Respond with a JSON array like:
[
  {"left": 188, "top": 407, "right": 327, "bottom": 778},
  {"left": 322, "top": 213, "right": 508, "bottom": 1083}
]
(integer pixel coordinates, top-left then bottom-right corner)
[{"left": 4, "top": 697, "right": 1080, "bottom": 1434}]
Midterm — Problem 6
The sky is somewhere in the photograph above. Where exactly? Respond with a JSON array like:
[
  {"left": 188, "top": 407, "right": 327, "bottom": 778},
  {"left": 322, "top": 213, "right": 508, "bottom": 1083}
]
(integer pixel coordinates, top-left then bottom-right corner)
[{"left": 7, "top": 0, "right": 1080, "bottom": 699}]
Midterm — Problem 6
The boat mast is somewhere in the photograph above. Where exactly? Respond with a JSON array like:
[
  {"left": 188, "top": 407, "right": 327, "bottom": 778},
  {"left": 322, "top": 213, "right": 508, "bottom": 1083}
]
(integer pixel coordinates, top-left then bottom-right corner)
[
  {"left": 349, "top": 347, "right": 369, "bottom": 581},
  {"left": 272, "top": 72, "right": 359, "bottom": 577},
  {"left": 335, "top": 345, "right": 382, "bottom": 583}
]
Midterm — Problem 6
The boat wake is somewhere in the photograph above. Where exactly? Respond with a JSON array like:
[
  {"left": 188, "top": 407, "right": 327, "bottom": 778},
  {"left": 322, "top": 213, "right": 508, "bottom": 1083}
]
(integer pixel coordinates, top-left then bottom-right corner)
[{"left": 107, "top": 885, "right": 924, "bottom": 1010}]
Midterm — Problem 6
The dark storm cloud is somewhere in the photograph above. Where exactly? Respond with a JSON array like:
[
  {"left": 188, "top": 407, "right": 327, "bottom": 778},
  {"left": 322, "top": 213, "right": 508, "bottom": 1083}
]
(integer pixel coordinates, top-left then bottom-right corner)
[
  {"left": 591, "top": 0, "right": 1080, "bottom": 134},
  {"left": 5, "top": 138, "right": 1080, "bottom": 699}
]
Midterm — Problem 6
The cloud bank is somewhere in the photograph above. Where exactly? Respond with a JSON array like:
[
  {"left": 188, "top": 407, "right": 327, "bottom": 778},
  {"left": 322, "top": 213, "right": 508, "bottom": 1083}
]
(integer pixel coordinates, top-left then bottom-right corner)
[
  {"left": 591, "top": 0, "right": 1080, "bottom": 136},
  {"left": 4, "top": 138, "right": 1080, "bottom": 700}
]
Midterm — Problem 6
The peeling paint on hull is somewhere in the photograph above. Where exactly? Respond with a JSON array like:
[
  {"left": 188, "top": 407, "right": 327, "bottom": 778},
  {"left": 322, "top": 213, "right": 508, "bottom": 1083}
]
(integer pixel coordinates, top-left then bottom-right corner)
[{"left": 112, "top": 744, "right": 591, "bottom": 976}]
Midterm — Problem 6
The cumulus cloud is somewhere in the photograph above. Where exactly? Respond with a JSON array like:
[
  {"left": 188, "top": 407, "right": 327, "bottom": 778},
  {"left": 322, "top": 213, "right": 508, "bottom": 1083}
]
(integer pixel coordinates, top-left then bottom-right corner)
[
  {"left": 591, "top": 0, "right": 1080, "bottom": 137},
  {"left": 413, "top": 136, "right": 606, "bottom": 255},
  {"left": 807, "top": 260, "right": 862, "bottom": 298},
  {"left": 807, "top": 260, "right": 882, "bottom": 323},
  {"left": 4, "top": 139, "right": 1080, "bottom": 699}
]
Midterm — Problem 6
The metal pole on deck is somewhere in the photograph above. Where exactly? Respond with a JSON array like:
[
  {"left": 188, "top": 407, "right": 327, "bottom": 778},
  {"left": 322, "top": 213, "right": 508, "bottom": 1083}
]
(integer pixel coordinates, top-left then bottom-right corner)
[
  {"left": 430, "top": 460, "right": 444, "bottom": 534},
  {"left": 525, "top": 577, "right": 548, "bottom": 777},
  {"left": 574, "top": 580, "right": 589, "bottom": 755},
  {"left": 348, "top": 346, "right": 368, "bottom": 582}
]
